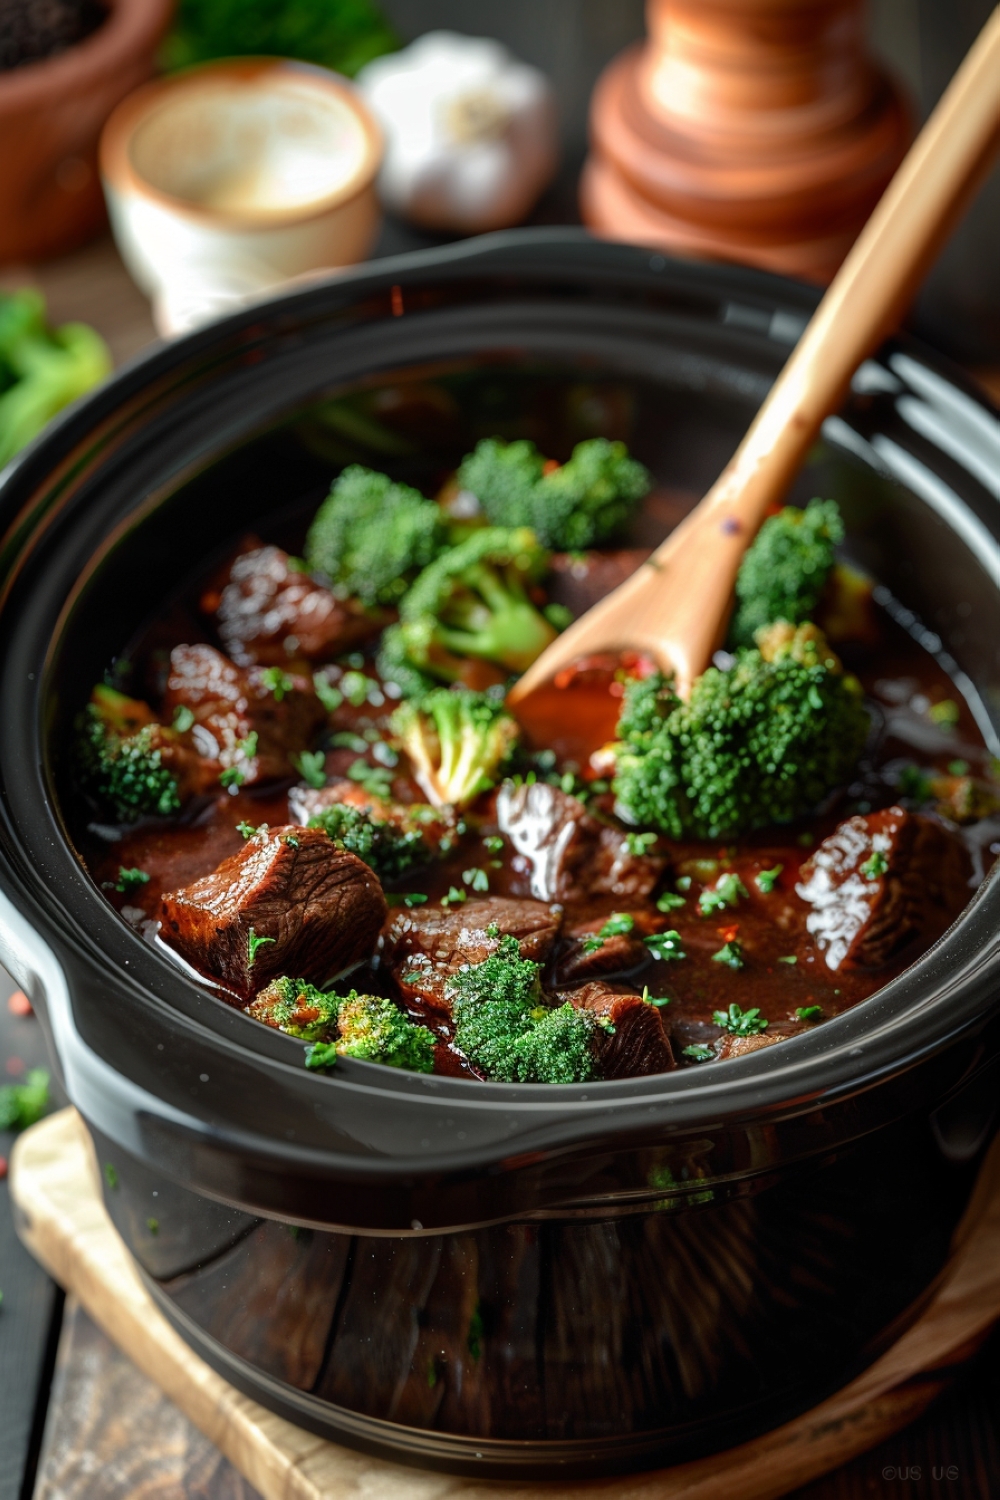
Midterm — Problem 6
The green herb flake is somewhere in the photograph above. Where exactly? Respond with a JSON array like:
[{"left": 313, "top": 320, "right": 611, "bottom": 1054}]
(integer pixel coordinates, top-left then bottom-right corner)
[
  {"left": 462, "top": 866, "right": 490, "bottom": 892},
  {"left": 340, "top": 670, "right": 371, "bottom": 708},
  {"left": 698, "top": 872, "right": 749, "bottom": 915},
  {"left": 645, "top": 929, "right": 686, "bottom": 962},
  {"left": 441, "top": 886, "right": 467, "bottom": 907},
  {"left": 582, "top": 911, "right": 635, "bottom": 953},
  {"left": 796, "top": 1005, "right": 823, "bottom": 1021},
  {"left": 111, "top": 866, "right": 149, "bottom": 894},
  {"left": 172, "top": 704, "right": 195, "bottom": 733},
  {"left": 282, "top": 834, "right": 300, "bottom": 848},
  {"left": 641, "top": 985, "right": 671, "bottom": 1008},
  {"left": 777, "top": 955, "right": 798, "bottom": 965},
  {"left": 294, "top": 750, "right": 327, "bottom": 790},
  {"left": 304, "top": 1041, "right": 338, "bottom": 1071},
  {"left": 0, "top": 1069, "right": 50, "bottom": 1132},
  {"left": 624, "top": 830, "right": 657, "bottom": 855},
  {"left": 219, "top": 766, "right": 245, "bottom": 789},
  {"left": 675, "top": 875, "right": 692, "bottom": 892},
  {"left": 147, "top": 1217, "right": 160, "bottom": 1235},
  {"left": 713, "top": 1002, "right": 767, "bottom": 1035},
  {"left": 948, "top": 759, "right": 970, "bottom": 776},
  {"left": 860, "top": 849, "right": 889, "bottom": 880},
  {"left": 928, "top": 699, "right": 960, "bottom": 728},
  {"left": 483, "top": 835, "right": 505, "bottom": 853},
  {"left": 656, "top": 891, "right": 686, "bottom": 912},
  {"left": 104, "top": 1162, "right": 119, "bottom": 1190},
  {"left": 313, "top": 674, "right": 344, "bottom": 713},
  {"left": 712, "top": 941, "right": 746, "bottom": 970},
  {"left": 247, "top": 926, "right": 276, "bottom": 967},
  {"left": 347, "top": 759, "right": 392, "bottom": 798},
  {"left": 683, "top": 1044, "right": 713, "bottom": 1063},
  {"left": 404, "top": 893, "right": 428, "bottom": 907},
  {"left": 261, "top": 667, "right": 294, "bottom": 702},
  {"left": 755, "top": 864, "right": 783, "bottom": 894},
  {"left": 236, "top": 821, "right": 257, "bottom": 839}
]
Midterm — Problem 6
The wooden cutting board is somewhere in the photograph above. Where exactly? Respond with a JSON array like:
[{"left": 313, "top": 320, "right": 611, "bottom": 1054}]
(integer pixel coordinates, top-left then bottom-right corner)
[{"left": 11, "top": 1108, "right": 1000, "bottom": 1500}]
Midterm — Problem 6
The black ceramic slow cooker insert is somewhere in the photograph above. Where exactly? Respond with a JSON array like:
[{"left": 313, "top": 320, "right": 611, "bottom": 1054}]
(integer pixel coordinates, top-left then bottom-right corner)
[{"left": 0, "top": 231, "right": 998, "bottom": 1479}]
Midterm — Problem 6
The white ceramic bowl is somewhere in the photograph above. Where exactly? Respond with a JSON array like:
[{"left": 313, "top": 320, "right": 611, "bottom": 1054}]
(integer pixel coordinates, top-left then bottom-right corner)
[{"left": 100, "top": 58, "right": 382, "bottom": 334}]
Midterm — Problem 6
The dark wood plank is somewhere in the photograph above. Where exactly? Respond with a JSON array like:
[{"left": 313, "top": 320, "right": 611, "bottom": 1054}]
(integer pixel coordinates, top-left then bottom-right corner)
[
  {"left": 0, "top": 966, "right": 65, "bottom": 1500},
  {"left": 34, "top": 1298, "right": 262, "bottom": 1500}
]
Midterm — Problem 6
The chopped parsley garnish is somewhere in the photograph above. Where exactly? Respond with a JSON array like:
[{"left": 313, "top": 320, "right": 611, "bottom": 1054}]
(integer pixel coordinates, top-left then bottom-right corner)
[
  {"left": 219, "top": 766, "right": 245, "bottom": 789},
  {"left": 282, "top": 834, "right": 300, "bottom": 848},
  {"left": 683, "top": 1044, "right": 713, "bottom": 1063},
  {"left": 641, "top": 986, "right": 671, "bottom": 1008},
  {"left": 340, "top": 670, "right": 372, "bottom": 708},
  {"left": 755, "top": 864, "right": 783, "bottom": 894},
  {"left": 247, "top": 926, "right": 276, "bottom": 967},
  {"left": 645, "top": 929, "right": 686, "bottom": 962},
  {"left": 237, "top": 821, "right": 257, "bottom": 839},
  {"left": 171, "top": 704, "right": 195, "bottom": 733},
  {"left": 948, "top": 759, "right": 970, "bottom": 776},
  {"left": 347, "top": 759, "right": 392, "bottom": 798},
  {"left": 463, "top": 867, "right": 490, "bottom": 892},
  {"left": 860, "top": 849, "right": 889, "bottom": 880},
  {"left": 260, "top": 667, "right": 294, "bottom": 701},
  {"left": 313, "top": 674, "right": 344, "bottom": 713},
  {"left": 304, "top": 1041, "right": 338, "bottom": 1071},
  {"left": 404, "top": 893, "right": 428, "bottom": 907},
  {"left": 104, "top": 1162, "right": 118, "bottom": 1189},
  {"left": 293, "top": 750, "right": 327, "bottom": 790},
  {"left": 698, "top": 873, "right": 748, "bottom": 915},
  {"left": 441, "top": 886, "right": 467, "bottom": 907},
  {"left": 675, "top": 875, "right": 692, "bottom": 892},
  {"left": 624, "top": 830, "right": 657, "bottom": 855},
  {"left": 582, "top": 912, "right": 635, "bottom": 953},
  {"left": 928, "top": 699, "right": 959, "bottom": 727},
  {"left": 236, "top": 731, "right": 258, "bottom": 758},
  {"left": 713, "top": 1002, "right": 767, "bottom": 1035},
  {"left": 796, "top": 1005, "right": 823, "bottom": 1021},
  {"left": 483, "top": 835, "right": 505, "bottom": 853},
  {"left": 656, "top": 891, "right": 686, "bottom": 912},
  {"left": 777, "top": 954, "right": 798, "bottom": 965},
  {"left": 147, "top": 1217, "right": 159, "bottom": 1235},
  {"left": 712, "top": 940, "right": 746, "bottom": 970},
  {"left": 106, "top": 866, "right": 149, "bottom": 894}
]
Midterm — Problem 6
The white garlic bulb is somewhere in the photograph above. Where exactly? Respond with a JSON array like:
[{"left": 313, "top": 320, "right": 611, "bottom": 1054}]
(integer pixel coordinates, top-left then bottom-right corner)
[{"left": 356, "top": 31, "right": 558, "bottom": 233}]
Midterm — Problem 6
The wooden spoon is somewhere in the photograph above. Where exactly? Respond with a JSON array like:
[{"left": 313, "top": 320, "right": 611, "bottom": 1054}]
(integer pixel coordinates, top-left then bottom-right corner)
[{"left": 508, "top": 7, "right": 1000, "bottom": 707}]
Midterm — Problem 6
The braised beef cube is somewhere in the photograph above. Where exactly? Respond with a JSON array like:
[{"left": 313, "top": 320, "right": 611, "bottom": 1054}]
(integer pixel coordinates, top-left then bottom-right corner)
[
  {"left": 201, "top": 539, "right": 383, "bottom": 667},
  {"left": 141, "top": 721, "right": 221, "bottom": 803},
  {"left": 558, "top": 981, "right": 676, "bottom": 1079},
  {"left": 496, "top": 781, "right": 664, "bottom": 902},
  {"left": 288, "top": 779, "right": 455, "bottom": 855},
  {"left": 796, "top": 807, "right": 969, "bottom": 971},
  {"left": 163, "top": 644, "right": 325, "bottom": 785},
  {"left": 160, "top": 825, "right": 386, "bottom": 997},
  {"left": 551, "top": 914, "right": 651, "bottom": 987},
  {"left": 384, "top": 895, "right": 563, "bottom": 1018},
  {"left": 546, "top": 549, "right": 651, "bottom": 619},
  {"left": 715, "top": 1033, "right": 781, "bottom": 1061}
]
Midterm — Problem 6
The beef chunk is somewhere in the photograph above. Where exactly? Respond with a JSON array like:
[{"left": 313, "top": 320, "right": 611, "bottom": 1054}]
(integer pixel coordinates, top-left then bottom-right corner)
[
  {"left": 201, "top": 539, "right": 383, "bottom": 667},
  {"left": 796, "top": 807, "right": 968, "bottom": 971},
  {"left": 496, "top": 781, "right": 664, "bottom": 902},
  {"left": 550, "top": 914, "right": 652, "bottom": 987},
  {"left": 163, "top": 644, "right": 325, "bottom": 785},
  {"left": 383, "top": 896, "right": 563, "bottom": 1017},
  {"left": 160, "top": 825, "right": 386, "bottom": 997},
  {"left": 715, "top": 1033, "right": 781, "bottom": 1061},
  {"left": 546, "top": 549, "right": 651, "bottom": 620},
  {"left": 289, "top": 779, "right": 456, "bottom": 854},
  {"left": 558, "top": 981, "right": 676, "bottom": 1079}
]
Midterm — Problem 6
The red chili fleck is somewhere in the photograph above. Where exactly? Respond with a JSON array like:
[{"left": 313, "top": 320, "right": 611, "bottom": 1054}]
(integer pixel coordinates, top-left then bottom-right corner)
[
  {"left": 0, "top": 1157, "right": 7, "bottom": 1180},
  {"left": 5, "top": 1056, "right": 25, "bottom": 1076},
  {"left": 8, "top": 990, "right": 32, "bottom": 1017},
  {"left": 391, "top": 284, "right": 404, "bottom": 317},
  {"left": 718, "top": 924, "right": 740, "bottom": 943}
]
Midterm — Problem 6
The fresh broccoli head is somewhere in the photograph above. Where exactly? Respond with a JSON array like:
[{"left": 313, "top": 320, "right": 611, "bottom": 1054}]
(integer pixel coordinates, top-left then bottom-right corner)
[
  {"left": 308, "top": 800, "right": 434, "bottom": 878},
  {"left": 448, "top": 935, "right": 596, "bottom": 1084},
  {"left": 729, "top": 498, "right": 843, "bottom": 648},
  {"left": 391, "top": 687, "right": 519, "bottom": 808},
  {"left": 391, "top": 526, "right": 555, "bottom": 684},
  {"left": 305, "top": 465, "right": 447, "bottom": 605},
  {"left": 250, "top": 978, "right": 435, "bottom": 1072},
  {"left": 458, "top": 437, "right": 651, "bottom": 551},
  {"left": 335, "top": 992, "right": 436, "bottom": 1071},
  {"left": 612, "top": 622, "right": 869, "bottom": 840},
  {"left": 76, "top": 685, "right": 182, "bottom": 823}
]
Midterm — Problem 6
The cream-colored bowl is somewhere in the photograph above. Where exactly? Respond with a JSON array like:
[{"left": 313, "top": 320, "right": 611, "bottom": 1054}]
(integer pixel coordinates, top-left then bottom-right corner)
[{"left": 100, "top": 58, "right": 383, "bottom": 334}]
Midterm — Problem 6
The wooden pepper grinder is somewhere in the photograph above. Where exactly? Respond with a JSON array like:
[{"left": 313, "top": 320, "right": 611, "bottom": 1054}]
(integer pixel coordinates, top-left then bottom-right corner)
[{"left": 582, "top": 0, "right": 912, "bottom": 282}]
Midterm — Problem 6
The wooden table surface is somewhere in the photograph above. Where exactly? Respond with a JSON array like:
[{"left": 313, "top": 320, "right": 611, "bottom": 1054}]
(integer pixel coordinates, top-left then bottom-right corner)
[{"left": 0, "top": 224, "right": 998, "bottom": 1500}]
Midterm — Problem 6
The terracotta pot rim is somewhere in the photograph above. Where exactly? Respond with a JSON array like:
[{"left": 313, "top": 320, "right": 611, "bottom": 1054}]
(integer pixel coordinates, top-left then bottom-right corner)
[
  {"left": 99, "top": 57, "right": 383, "bottom": 233},
  {"left": 0, "top": 0, "right": 174, "bottom": 113}
]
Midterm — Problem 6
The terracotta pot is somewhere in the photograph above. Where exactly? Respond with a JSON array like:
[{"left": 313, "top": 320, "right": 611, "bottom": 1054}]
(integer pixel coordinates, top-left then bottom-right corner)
[{"left": 0, "top": 0, "right": 175, "bottom": 265}]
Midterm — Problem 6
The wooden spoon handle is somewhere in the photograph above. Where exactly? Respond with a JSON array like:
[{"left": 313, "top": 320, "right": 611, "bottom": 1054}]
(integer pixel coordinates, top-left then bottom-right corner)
[{"left": 510, "top": 7, "right": 1000, "bottom": 706}]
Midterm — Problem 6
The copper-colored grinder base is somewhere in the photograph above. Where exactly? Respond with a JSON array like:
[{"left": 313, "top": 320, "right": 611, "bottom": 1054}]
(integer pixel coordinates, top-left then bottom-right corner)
[{"left": 583, "top": 0, "right": 912, "bottom": 284}]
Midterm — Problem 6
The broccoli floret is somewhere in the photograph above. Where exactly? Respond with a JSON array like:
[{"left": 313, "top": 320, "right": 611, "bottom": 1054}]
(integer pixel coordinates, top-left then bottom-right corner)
[
  {"left": 250, "top": 978, "right": 435, "bottom": 1072},
  {"left": 0, "top": 1068, "right": 49, "bottom": 1131},
  {"left": 0, "top": 289, "right": 111, "bottom": 468},
  {"left": 248, "top": 976, "right": 340, "bottom": 1040},
  {"left": 729, "top": 499, "right": 843, "bottom": 648},
  {"left": 458, "top": 437, "right": 650, "bottom": 551},
  {"left": 308, "top": 801, "right": 433, "bottom": 878},
  {"left": 391, "top": 687, "right": 519, "bottom": 808},
  {"left": 448, "top": 935, "right": 596, "bottom": 1083},
  {"left": 391, "top": 526, "right": 555, "bottom": 683},
  {"left": 76, "top": 685, "right": 182, "bottom": 823},
  {"left": 335, "top": 992, "right": 436, "bottom": 1071},
  {"left": 612, "top": 623, "right": 869, "bottom": 839},
  {"left": 305, "top": 465, "right": 447, "bottom": 605}
]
